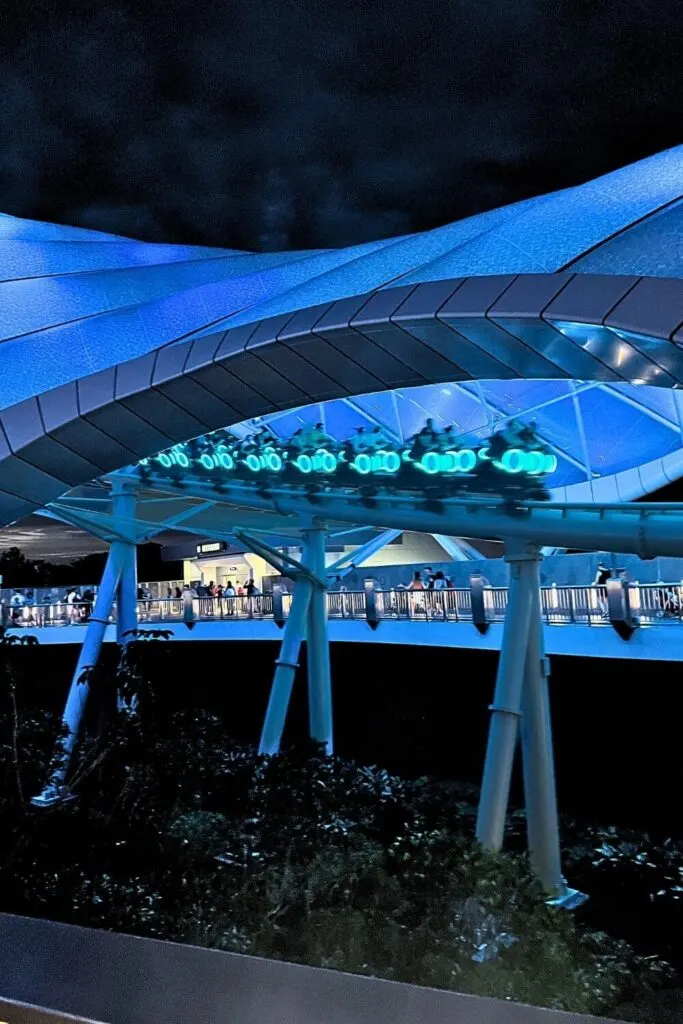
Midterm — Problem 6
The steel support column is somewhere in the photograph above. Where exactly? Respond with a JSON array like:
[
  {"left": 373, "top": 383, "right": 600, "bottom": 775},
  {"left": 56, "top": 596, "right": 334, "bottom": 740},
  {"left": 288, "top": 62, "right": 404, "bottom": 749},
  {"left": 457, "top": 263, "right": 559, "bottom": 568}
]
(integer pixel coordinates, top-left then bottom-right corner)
[
  {"left": 476, "top": 542, "right": 539, "bottom": 852},
  {"left": 519, "top": 585, "right": 564, "bottom": 896},
  {"left": 111, "top": 480, "right": 138, "bottom": 646},
  {"left": 306, "top": 526, "right": 333, "bottom": 754},
  {"left": 258, "top": 535, "right": 315, "bottom": 755},
  {"left": 32, "top": 545, "right": 123, "bottom": 806},
  {"left": 116, "top": 543, "right": 138, "bottom": 643}
]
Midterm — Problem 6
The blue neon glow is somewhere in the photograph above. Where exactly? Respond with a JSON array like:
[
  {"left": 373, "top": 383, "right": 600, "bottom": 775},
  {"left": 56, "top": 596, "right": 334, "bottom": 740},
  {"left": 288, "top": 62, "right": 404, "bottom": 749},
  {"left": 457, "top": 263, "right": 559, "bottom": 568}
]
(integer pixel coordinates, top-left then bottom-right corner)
[
  {"left": 0, "top": 145, "right": 682, "bottom": 413},
  {"left": 134, "top": 418, "right": 559, "bottom": 519},
  {"left": 0, "top": 150, "right": 681, "bottom": 515}
]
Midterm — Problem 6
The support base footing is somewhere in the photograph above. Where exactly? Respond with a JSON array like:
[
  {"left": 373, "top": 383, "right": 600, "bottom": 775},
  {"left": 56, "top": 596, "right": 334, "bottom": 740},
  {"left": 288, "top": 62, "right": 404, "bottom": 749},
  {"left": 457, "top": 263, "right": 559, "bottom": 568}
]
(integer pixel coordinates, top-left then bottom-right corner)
[
  {"left": 30, "top": 787, "right": 76, "bottom": 809},
  {"left": 547, "top": 887, "right": 589, "bottom": 911}
]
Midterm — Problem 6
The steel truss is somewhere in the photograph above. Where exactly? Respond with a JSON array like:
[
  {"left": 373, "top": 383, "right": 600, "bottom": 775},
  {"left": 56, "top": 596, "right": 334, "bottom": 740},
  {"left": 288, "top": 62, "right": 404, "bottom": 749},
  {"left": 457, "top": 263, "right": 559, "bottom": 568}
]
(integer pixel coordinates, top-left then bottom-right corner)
[{"left": 30, "top": 470, "right": 683, "bottom": 902}]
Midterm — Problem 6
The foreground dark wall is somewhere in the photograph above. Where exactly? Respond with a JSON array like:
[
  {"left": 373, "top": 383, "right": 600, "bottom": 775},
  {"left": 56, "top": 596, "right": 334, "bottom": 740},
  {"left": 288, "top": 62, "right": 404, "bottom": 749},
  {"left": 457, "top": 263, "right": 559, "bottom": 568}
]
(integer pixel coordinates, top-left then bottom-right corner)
[
  {"left": 15, "top": 642, "right": 683, "bottom": 832},
  {"left": 0, "top": 914, "right": 622, "bottom": 1024}
]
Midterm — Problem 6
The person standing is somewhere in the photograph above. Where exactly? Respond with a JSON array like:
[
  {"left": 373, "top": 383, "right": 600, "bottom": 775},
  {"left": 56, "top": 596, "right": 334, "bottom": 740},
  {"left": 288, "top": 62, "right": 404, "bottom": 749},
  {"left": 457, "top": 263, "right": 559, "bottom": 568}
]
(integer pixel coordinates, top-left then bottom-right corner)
[
  {"left": 206, "top": 581, "right": 216, "bottom": 616},
  {"left": 224, "top": 580, "right": 236, "bottom": 616},
  {"left": 593, "top": 563, "right": 611, "bottom": 616},
  {"left": 244, "top": 578, "right": 261, "bottom": 618},
  {"left": 408, "top": 570, "right": 425, "bottom": 617},
  {"left": 334, "top": 574, "right": 349, "bottom": 618},
  {"left": 65, "top": 587, "right": 79, "bottom": 625},
  {"left": 9, "top": 590, "right": 25, "bottom": 626},
  {"left": 432, "top": 570, "right": 448, "bottom": 619}
]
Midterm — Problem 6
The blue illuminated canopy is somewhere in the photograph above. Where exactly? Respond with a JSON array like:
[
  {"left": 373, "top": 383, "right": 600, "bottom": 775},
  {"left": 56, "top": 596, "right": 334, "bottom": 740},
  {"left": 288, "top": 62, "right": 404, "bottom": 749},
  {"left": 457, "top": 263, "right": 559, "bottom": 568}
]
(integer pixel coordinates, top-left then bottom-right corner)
[
  {"left": 0, "top": 145, "right": 682, "bottom": 525},
  {"left": 0, "top": 145, "right": 682, "bottom": 411}
]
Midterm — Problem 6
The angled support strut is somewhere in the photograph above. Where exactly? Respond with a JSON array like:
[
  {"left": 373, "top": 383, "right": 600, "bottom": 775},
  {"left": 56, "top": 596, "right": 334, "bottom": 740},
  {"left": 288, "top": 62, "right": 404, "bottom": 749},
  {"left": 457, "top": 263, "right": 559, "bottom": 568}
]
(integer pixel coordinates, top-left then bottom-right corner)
[
  {"left": 258, "top": 522, "right": 332, "bottom": 756},
  {"left": 232, "top": 528, "right": 327, "bottom": 588},
  {"left": 475, "top": 540, "right": 586, "bottom": 905},
  {"left": 32, "top": 545, "right": 123, "bottom": 807}
]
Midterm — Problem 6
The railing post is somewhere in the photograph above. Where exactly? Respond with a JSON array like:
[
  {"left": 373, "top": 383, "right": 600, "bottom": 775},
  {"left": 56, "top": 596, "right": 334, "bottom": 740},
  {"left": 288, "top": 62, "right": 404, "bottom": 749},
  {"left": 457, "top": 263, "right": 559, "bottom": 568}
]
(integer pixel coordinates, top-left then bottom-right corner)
[
  {"left": 364, "top": 578, "right": 379, "bottom": 631},
  {"left": 606, "top": 578, "right": 640, "bottom": 640},
  {"left": 476, "top": 542, "right": 538, "bottom": 853},
  {"left": 469, "top": 574, "right": 490, "bottom": 635},
  {"left": 272, "top": 585, "right": 286, "bottom": 629}
]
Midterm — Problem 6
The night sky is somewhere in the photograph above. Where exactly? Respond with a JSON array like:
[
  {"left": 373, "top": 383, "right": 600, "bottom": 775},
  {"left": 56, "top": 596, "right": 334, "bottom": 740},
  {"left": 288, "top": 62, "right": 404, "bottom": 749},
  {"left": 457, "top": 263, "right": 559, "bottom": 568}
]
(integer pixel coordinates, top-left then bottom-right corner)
[{"left": 2, "top": 0, "right": 682, "bottom": 251}]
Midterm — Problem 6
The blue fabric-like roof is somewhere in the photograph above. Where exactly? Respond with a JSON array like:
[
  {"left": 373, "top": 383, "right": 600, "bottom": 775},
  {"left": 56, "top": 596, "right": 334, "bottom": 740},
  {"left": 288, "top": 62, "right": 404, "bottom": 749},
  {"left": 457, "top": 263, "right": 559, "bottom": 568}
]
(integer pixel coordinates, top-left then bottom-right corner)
[
  {"left": 0, "top": 145, "right": 682, "bottom": 409},
  {"left": 0, "top": 145, "right": 682, "bottom": 501}
]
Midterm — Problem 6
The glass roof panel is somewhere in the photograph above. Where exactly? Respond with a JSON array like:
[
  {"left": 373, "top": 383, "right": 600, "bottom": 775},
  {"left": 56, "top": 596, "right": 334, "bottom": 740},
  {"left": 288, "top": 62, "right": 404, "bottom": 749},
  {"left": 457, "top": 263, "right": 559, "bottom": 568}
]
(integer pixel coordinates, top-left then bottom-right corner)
[
  {"left": 468, "top": 381, "right": 583, "bottom": 460},
  {"left": 241, "top": 380, "right": 683, "bottom": 494},
  {"left": 352, "top": 393, "right": 403, "bottom": 438},
  {"left": 606, "top": 382, "right": 680, "bottom": 424},
  {"left": 318, "top": 399, "right": 379, "bottom": 439},
  {"left": 577, "top": 387, "right": 680, "bottom": 476},
  {"left": 394, "top": 384, "right": 489, "bottom": 439},
  {"left": 254, "top": 406, "right": 322, "bottom": 438}
]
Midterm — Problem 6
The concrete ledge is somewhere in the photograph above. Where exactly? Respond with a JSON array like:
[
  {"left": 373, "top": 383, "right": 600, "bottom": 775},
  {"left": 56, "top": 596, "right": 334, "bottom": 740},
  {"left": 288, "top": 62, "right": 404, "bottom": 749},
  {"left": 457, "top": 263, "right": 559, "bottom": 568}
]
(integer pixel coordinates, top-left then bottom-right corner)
[
  {"left": 0, "top": 995, "right": 103, "bottom": 1023},
  {"left": 6, "top": 619, "right": 683, "bottom": 660},
  {"left": 0, "top": 913, "right": 623, "bottom": 1024}
]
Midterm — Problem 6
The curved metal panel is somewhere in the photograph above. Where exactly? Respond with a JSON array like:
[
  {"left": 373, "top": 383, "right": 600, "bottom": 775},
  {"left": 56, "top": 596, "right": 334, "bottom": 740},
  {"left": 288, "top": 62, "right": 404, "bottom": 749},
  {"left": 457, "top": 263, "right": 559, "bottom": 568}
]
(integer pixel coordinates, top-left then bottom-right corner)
[{"left": 0, "top": 273, "right": 680, "bottom": 524}]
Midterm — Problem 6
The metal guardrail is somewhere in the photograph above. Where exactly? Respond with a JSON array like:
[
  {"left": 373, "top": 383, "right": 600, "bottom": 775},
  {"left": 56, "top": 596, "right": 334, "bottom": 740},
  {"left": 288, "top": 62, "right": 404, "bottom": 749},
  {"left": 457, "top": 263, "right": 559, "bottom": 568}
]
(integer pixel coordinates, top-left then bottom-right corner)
[
  {"left": 0, "top": 913, "right": 624, "bottom": 1024},
  {"left": 1, "top": 583, "right": 683, "bottom": 630}
]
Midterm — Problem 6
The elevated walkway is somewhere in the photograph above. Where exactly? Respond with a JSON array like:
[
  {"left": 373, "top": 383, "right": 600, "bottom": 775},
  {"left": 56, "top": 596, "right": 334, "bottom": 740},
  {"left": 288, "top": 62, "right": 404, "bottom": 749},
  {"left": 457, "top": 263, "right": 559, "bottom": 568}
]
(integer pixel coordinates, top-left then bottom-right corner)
[
  {"left": 9, "top": 616, "right": 680, "bottom": 660},
  {"left": 5, "top": 583, "right": 682, "bottom": 659}
]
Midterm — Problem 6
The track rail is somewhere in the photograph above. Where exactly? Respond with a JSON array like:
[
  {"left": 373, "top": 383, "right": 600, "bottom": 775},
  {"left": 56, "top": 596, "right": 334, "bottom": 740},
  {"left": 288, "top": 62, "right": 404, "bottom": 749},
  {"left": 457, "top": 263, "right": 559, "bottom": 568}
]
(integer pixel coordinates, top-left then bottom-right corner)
[{"left": 111, "top": 471, "right": 683, "bottom": 558}]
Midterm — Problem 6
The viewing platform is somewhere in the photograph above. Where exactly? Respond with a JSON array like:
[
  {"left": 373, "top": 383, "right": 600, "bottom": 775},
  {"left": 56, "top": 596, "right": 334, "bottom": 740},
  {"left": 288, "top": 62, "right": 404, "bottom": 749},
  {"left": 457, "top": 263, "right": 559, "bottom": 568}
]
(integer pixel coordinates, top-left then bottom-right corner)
[{"left": 5, "top": 582, "right": 681, "bottom": 660}]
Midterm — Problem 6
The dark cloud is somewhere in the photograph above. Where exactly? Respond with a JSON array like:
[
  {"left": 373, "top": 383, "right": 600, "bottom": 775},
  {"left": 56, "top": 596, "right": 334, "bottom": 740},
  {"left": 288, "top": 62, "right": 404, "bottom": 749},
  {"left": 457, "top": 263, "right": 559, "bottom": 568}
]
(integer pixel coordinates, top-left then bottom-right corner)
[
  {"left": 0, "top": 0, "right": 681, "bottom": 250},
  {"left": 0, "top": 518, "right": 107, "bottom": 562}
]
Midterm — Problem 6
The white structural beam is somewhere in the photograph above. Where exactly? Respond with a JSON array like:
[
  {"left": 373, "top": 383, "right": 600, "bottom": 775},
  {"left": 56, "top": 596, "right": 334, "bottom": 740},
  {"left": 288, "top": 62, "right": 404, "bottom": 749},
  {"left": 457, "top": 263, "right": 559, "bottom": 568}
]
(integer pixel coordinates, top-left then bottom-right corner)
[
  {"left": 327, "top": 529, "right": 402, "bottom": 575},
  {"left": 111, "top": 479, "right": 139, "bottom": 650},
  {"left": 432, "top": 534, "right": 483, "bottom": 561}
]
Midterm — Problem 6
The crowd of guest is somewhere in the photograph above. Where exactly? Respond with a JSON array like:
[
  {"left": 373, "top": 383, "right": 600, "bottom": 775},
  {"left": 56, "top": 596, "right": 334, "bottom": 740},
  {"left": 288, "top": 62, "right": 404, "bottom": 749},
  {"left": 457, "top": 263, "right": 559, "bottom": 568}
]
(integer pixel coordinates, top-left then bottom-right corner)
[
  {"left": 174, "top": 579, "right": 263, "bottom": 617},
  {"left": 3, "top": 566, "right": 682, "bottom": 627},
  {"left": 2, "top": 585, "right": 96, "bottom": 626}
]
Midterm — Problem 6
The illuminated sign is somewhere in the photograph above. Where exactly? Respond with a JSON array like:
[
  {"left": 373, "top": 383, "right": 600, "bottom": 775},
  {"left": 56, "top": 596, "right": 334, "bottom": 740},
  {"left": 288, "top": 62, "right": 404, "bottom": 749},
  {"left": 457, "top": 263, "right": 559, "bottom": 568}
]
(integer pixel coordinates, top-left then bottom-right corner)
[{"left": 196, "top": 542, "right": 225, "bottom": 554}]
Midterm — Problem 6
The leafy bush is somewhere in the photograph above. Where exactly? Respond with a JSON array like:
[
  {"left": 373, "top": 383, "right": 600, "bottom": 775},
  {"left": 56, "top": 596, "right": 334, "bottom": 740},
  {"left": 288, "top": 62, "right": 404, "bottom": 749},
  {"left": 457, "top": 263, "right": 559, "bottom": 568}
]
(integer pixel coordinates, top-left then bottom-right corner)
[{"left": 0, "top": 637, "right": 678, "bottom": 1020}]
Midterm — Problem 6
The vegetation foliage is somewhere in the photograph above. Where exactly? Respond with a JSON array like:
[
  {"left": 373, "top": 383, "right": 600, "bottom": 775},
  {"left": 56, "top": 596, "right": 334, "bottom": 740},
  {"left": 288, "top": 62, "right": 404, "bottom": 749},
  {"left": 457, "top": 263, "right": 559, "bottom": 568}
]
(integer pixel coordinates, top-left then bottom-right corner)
[{"left": 0, "top": 631, "right": 678, "bottom": 1019}]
